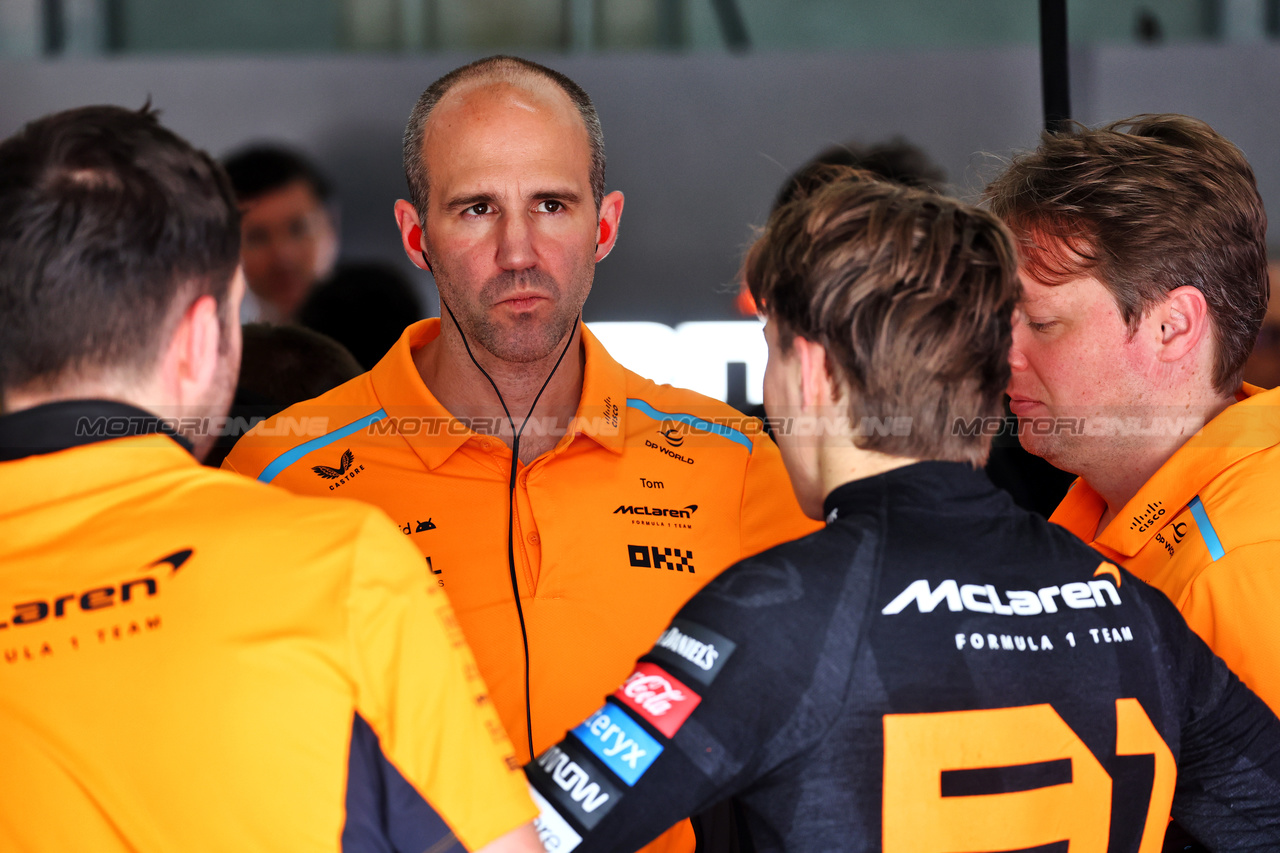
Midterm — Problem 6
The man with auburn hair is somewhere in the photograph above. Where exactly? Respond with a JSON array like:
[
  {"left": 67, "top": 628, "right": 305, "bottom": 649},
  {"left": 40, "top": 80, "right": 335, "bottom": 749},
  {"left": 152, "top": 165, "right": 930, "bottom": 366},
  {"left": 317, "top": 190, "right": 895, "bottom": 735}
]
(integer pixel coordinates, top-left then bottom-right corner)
[
  {"left": 0, "top": 105, "right": 540, "bottom": 853},
  {"left": 525, "top": 169, "right": 1280, "bottom": 853},
  {"left": 224, "top": 55, "right": 817, "bottom": 853},
  {"left": 984, "top": 115, "right": 1280, "bottom": 714}
]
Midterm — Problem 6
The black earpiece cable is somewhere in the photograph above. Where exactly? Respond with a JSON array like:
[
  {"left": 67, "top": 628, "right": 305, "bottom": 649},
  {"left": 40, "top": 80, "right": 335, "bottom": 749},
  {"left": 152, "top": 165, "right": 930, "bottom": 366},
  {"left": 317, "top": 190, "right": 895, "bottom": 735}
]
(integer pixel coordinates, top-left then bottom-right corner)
[{"left": 441, "top": 299, "right": 579, "bottom": 761}]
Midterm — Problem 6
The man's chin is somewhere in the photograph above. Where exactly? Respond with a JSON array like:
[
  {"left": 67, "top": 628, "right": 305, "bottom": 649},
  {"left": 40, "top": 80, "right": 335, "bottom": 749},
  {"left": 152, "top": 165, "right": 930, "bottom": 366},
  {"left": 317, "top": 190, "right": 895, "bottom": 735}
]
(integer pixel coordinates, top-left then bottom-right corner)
[
  {"left": 478, "top": 315, "right": 578, "bottom": 364},
  {"left": 1017, "top": 429, "right": 1082, "bottom": 475}
]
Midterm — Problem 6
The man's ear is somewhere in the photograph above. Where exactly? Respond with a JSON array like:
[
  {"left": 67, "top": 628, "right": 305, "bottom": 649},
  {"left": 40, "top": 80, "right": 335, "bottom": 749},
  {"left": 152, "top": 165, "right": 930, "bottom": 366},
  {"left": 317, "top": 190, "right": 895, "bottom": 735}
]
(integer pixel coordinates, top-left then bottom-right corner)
[
  {"left": 394, "top": 199, "right": 432, "bottom": 272},
  {"left": 162, "top": 294, "right": 221, "bottom": 408},
  {"left": 594, "top": 191, "right": 624, "bottom": 262},
  {"left": 1153, "top": 285, "right": 1211, "bottom": 364},
  {"left": 793, "top": 335, "right": 836, "bottom": 410}
]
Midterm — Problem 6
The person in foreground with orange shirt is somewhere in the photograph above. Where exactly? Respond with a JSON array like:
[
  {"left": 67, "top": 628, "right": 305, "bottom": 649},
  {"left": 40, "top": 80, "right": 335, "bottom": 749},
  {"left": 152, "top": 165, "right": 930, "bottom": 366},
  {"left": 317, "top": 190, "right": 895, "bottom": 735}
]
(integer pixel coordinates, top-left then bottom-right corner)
[
  {"left": 0, "top": 105, "right": 539, "bottom": 853},
  {"left": 224, "top": 55, "right": 818, "bottom": 853},
  {"left": 985, "top": 115, "right": 1280, "bottom": 713}
]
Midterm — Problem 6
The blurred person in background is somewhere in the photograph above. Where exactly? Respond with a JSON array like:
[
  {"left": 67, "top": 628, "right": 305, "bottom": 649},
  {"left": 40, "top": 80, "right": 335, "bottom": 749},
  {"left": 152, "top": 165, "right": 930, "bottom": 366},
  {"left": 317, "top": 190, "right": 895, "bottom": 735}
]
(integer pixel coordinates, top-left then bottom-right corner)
[
  {"left": 223, "top": 143, "right": 340, "bottom": 322},
  {"left": 202, "top": 323, "right": 364, "bottom": 468},
  {"left": 0, "top": 105, "right": 540, "bottom": 853},
  {"left": 298, "top": 261, "right": 426, "bottom": 370},
  {"left": 1242, "top": 255, "right": 1280, "bottom": 388},
  {"left": 224, "top": 54, "right": 819, "bottom": 853},
  {"left": 736, "top": 137, "right": 947, "bottom": 319}
]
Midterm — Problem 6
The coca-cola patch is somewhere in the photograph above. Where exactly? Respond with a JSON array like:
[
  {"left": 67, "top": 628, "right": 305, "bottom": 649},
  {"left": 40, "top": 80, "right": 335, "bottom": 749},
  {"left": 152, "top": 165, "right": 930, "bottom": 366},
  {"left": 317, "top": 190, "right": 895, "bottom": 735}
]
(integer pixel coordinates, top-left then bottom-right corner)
[{"left": 611, "top": 661, "right": 701, "bottom": 738}]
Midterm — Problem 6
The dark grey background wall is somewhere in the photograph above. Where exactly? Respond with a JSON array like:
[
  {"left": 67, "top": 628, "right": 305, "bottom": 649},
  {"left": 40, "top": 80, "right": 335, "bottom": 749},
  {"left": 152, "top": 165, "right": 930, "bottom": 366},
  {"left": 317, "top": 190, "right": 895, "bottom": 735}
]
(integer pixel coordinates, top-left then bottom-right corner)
[{"left": 1, "top": 44, "right": 1277, "bottom": 323}]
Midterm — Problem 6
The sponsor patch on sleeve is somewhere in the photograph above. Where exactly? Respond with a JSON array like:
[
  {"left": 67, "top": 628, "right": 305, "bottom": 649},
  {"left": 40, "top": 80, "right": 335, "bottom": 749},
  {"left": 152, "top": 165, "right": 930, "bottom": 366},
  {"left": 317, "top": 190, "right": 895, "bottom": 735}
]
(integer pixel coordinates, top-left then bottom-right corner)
[
  {"left": 572, "top": 704, "right": 663, "bottom": 786},
  {"left": 612, "top": 662, "right": 701, "bottom": 738},
  {"left": 528, "top": 737, "right": 621, "bottom": 831},
  {"left": 646, "top": 617, "right": 737, "bottom": 686},
  {"left": 529, "top": 784, "right": 582, "bottom": 852}
]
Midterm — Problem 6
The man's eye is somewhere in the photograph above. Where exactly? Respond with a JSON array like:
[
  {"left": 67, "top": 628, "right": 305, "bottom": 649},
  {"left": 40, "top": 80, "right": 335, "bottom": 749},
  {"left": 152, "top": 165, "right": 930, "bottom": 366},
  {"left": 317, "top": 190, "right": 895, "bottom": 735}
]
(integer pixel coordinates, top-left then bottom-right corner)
[
  {"left": 465, "top": 203, "right": 491, "bottom": 216},
  {"left": 1027, "top": 320, "right": 1057, "bottom": 333},
  {"left": 536, "top": 200, "right": 564, "bottom": 214}
]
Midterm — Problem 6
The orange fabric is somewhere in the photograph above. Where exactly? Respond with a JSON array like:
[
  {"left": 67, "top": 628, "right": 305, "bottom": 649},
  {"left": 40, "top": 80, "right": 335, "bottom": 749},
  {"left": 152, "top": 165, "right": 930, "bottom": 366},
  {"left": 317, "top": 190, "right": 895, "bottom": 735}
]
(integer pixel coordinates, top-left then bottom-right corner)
[
  {"left": 226, "top": 319, "right": 819, "bottom": 853},
  {"left": 0, "top": 432, "right": 534, "bottom": 852},
  {"left": 1051, "top": 384, "right": 1280, "bottom": 713}
]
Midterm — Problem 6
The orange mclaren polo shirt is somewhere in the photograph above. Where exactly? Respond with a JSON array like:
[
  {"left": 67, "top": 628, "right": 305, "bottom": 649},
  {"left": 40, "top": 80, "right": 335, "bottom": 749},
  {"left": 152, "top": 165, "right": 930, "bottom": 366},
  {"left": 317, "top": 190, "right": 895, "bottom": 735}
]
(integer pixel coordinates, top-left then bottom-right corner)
[
  {"left": 1051, "top": 384, "right": 1280, "bottom": 713},
  {"left": 224, "top": 319, "right": 819, "bottom": 766},
  {"left": 0, "top": 400, "right": 534, "bottom": 852}
]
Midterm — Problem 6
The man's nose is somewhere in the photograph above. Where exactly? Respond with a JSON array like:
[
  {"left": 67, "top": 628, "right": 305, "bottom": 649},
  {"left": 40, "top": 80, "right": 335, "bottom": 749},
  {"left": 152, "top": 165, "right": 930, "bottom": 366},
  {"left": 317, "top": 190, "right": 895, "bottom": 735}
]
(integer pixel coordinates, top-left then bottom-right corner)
[
  {"left": 495, "top": 212, "right": 537, "bottom": 271},
  {"left": 1008, "top": 321, "right": 1030, "bottom": 371}
]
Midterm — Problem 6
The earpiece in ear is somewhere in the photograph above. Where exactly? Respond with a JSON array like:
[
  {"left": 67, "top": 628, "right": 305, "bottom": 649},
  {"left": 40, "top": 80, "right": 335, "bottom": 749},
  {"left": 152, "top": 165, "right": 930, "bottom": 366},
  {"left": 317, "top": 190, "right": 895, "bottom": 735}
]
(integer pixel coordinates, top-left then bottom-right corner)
[
  {"left": 597, "top": 219, "right": 611, "bottom": 247},
  {"left": 408, "top": 224, "right": 423, "bottom": 250}
]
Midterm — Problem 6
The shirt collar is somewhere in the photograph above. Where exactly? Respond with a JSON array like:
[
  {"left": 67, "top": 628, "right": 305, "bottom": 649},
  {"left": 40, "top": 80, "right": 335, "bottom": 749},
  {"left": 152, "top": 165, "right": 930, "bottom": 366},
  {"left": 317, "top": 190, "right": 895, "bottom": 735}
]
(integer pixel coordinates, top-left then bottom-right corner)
[
  {"left": 574, "top": 324, "right": 627, "bottom": 455},
  {"left": 1059, "top": 384, "right": 1280, "bottom": 556},
  {"left": 1048, "top": 477, "right": 1105, "bottom": 543},
  {"left": 0, "top": 399, "right": 193, "bottom": 463},
  {"left": 369, "top": 318, "right": 628, "bottom": 470},
  {"left": 821, "top": 460, "right": 1000, "bottom": 523}
]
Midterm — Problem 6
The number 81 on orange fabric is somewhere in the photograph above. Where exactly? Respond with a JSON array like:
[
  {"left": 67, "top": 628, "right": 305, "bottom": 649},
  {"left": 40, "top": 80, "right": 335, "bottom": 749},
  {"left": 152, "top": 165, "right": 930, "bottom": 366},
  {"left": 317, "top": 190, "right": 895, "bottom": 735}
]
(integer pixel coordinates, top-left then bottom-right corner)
[{"left": 883, "top": 700, "right": 1174, "bottom": 853}]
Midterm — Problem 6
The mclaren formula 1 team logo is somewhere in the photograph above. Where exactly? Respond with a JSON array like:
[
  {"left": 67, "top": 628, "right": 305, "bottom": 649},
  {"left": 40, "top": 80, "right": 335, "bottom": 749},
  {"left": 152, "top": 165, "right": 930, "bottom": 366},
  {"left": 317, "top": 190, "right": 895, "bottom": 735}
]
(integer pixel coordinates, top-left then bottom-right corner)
[
  {"left": 615, "top": 503, "right": 696, "bottom": 530},
  {"left": 2, "top": 548, "right": 190, "bottom": 666},
  {"left": 312, "top": 448, "right": 366, "bottom": 490},
  {"left": 2, "top": 548, "right": 190, "bottom": 630}
]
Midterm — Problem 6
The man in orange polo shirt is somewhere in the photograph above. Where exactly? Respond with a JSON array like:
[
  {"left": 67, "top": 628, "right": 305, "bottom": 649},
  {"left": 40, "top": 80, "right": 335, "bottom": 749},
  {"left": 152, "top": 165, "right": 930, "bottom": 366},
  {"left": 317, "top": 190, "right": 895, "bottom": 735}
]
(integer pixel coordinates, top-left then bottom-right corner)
[
  {"left": 0, "top": 105, "right": 539, "bottom": 853},
  {"left": 985, "top": 115, "right": 1280, "bottom": 713},
  {"left": 224, "top": 55, "right": 817, "bottom": 851}
]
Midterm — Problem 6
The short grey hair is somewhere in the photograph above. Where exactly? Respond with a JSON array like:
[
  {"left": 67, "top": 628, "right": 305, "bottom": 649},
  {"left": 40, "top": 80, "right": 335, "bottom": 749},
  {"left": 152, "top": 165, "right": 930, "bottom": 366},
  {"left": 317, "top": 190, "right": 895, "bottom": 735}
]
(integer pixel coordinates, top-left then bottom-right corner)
[{"left": 402, "top": 55, "right": 606, "bottom": 219}]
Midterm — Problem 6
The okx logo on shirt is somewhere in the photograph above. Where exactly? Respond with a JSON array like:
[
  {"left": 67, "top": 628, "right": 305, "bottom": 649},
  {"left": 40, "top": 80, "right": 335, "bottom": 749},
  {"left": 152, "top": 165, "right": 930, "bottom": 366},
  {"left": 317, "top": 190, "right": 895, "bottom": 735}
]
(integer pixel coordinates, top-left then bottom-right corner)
[{"left": 572, "top": 704, "right": 662, "bottom": 786}]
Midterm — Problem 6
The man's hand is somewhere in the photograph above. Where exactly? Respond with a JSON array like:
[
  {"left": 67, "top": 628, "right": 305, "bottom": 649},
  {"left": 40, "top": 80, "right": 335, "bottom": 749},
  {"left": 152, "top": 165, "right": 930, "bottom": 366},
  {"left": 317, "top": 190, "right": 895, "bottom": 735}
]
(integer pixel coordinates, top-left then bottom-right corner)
[{"left": 475, "top": 821, "right": 545, "bottom": 853}]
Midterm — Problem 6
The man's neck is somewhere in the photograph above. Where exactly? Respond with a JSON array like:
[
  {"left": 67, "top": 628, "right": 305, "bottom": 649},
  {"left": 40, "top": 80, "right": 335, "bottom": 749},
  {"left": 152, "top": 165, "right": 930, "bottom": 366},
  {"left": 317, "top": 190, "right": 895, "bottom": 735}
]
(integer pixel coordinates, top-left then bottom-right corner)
[
  {"left": 4, "top": 377, "right": 153, "bottom": 416},
  {"left": 414, "top": 320, "right": 586, "bottom": 464},
  {"left": 820, "top": 445, "right": 919, "bottom": 499},
  {"left": 1088, "top": 391, "right": 1237, "bottom": 537}
]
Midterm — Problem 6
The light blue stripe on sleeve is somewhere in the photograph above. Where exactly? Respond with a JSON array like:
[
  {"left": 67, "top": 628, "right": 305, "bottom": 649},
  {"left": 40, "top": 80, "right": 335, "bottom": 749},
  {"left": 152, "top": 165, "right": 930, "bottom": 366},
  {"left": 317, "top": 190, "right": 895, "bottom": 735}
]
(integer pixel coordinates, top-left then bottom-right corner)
[
  {"left": 1187, "top": 496, "right": 1226, "bottom": 562},
  {"left": 626, "top": 398, "right": 752, "bottom": 453},
  {"left": 257, "top": 409, "right": 388, "bottom": 484}
]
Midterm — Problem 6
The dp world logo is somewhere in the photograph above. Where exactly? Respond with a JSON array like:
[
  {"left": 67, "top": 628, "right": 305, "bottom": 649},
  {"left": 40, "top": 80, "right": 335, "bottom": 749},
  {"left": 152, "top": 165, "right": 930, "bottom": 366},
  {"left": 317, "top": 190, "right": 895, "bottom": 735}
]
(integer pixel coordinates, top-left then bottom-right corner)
[{"left": 659, "top": 423, "right": 685, "bottom": 447}]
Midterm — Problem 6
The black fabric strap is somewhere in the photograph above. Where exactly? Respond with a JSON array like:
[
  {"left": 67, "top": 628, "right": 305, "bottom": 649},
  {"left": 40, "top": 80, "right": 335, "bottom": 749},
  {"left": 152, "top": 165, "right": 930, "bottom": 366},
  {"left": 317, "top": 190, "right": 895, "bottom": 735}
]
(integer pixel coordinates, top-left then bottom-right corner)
[{"left": 0, "top": 399, "right": 194, "bottom": 462}]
